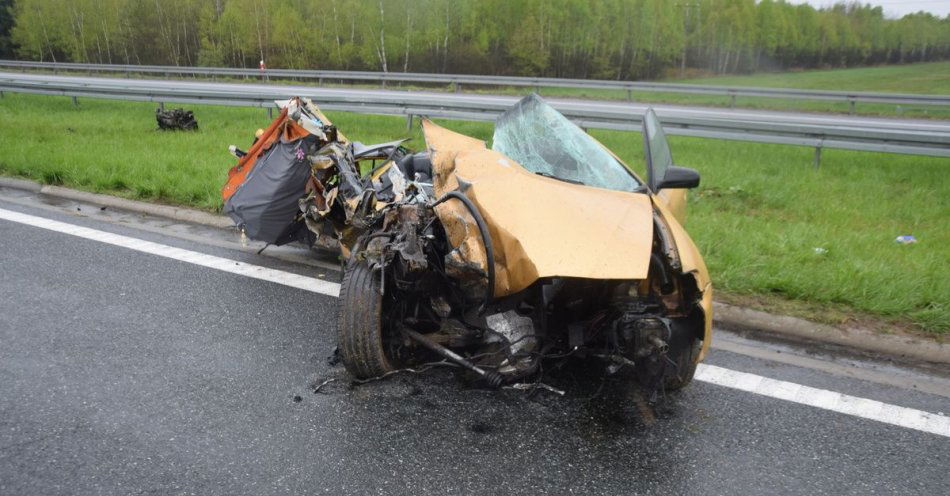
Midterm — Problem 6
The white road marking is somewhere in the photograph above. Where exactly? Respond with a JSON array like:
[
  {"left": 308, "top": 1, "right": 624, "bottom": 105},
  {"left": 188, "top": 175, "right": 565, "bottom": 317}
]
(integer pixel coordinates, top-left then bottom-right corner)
[
  {"left": 0, "top": 207, "right": 340, "bottom": 297},
  {"left": 696, "top": 364, "right": 950, "bottom": 438},
  {"left": 2, "top": 206, "right": 948, "bottom": 438}
]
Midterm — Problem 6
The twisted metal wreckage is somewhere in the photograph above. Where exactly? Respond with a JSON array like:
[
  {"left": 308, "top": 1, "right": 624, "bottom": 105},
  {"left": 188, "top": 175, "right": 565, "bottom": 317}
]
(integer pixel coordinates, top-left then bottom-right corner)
[{"left": 221, "top": 94, "right": 712, "bottom": 395}]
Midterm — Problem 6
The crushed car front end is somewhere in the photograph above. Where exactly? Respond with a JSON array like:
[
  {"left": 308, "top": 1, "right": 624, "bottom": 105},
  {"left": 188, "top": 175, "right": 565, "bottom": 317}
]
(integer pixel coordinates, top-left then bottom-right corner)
[{"left": 222, "top": 95, "right": 711, "bottom": 396}]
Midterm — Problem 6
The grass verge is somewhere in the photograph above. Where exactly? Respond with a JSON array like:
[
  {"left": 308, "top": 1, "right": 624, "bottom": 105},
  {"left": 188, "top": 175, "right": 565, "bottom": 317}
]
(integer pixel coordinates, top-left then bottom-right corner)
[
  {"left": 673, "top": 61, "right": 950, "bottom": 94},
  {"left": 0, "top": 93, "right": 946, "bottom": 335}
]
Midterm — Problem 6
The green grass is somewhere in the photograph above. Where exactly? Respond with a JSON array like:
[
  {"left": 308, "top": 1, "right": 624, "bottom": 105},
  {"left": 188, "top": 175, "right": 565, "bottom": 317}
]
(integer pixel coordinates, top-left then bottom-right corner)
[
  {"left": 674, "top": 61, "right": 950, "bottom": 94},
  {"left": 0, "top": 93, "right": 947, "bottom": 334},
  {"left": 594, "top": 129, "right": 949, "bottom": 336}
]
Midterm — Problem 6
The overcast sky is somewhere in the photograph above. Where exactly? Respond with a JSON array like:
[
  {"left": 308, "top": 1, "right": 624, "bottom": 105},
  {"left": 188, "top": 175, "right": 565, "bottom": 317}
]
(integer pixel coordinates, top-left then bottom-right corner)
[{"left": 786, "top": 0, "right": 950, "bottom": 18}]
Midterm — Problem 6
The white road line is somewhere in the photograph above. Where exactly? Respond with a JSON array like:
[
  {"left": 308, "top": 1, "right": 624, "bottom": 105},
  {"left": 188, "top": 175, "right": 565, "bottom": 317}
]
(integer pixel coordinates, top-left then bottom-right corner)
[
  {"left": 0, "top": 207, "right": 340, "bottom": 297},
  {"left": 2, "top": 206, "right": 948, "bottom": 438},
  {"left": 696, "top": 364, "right": 950, "bottom": 438}
]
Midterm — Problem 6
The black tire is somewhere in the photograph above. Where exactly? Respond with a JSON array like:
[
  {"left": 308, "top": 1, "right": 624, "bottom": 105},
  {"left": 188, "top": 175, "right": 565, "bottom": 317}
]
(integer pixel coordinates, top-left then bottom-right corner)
[
  {"left": 664, "top": 337, "right": 700, "bottom": 390},
  {"left": 338, "top": 261, "right": 393, "bottom": 379}
]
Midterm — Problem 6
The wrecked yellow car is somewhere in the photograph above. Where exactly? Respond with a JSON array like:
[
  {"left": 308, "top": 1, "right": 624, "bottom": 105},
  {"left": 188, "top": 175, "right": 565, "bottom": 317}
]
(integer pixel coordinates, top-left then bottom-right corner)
[{"left": 222, "top": 95, "right": 711, "bottom": 393}]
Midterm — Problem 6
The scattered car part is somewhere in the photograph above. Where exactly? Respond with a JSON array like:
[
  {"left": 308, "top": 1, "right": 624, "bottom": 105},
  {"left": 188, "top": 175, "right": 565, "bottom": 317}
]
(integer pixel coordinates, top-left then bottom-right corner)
[{"left": 156, "top": 107, "right": 198, "bottom": 131}]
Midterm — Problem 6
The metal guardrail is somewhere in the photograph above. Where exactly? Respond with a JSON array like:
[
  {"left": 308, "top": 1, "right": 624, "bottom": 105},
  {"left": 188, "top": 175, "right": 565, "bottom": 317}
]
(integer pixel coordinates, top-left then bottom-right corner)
[
  {"left": 0, "top": 72, "right": 948, "bottom": 165},
  {"left": 3, "top": 59, "right": 950, "bottom": 112}
]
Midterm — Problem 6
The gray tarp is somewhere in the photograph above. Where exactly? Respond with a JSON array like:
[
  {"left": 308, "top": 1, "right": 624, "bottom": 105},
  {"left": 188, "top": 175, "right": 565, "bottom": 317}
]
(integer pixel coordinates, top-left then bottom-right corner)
[{"left": 224, "top": 138, "right": 312, "bottom": 244}]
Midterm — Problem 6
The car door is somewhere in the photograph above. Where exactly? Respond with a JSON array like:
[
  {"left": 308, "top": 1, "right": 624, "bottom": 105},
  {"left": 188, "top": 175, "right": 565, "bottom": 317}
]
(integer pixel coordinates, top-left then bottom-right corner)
[{"left": 642, "top": 108, "right": 688, "bottom": 224}]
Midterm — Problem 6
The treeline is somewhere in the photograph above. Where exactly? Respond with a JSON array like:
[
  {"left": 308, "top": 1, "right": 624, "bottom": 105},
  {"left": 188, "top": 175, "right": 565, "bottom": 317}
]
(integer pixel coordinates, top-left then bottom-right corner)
[{"left": 3, "top": 0, "right": 949, "bottom": 80}]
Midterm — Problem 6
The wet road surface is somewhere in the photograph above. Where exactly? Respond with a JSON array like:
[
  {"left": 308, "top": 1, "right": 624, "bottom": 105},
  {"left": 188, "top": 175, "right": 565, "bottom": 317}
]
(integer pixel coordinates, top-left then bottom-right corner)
[{"left": 0, "top": 188, "right": 948, "bottom": 495}]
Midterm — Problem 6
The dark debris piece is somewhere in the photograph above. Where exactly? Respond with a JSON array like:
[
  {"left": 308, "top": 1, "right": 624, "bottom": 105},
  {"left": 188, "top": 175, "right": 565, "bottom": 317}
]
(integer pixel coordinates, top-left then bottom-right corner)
[
  {"left": 156, "top": 108, "right": 199, "bottom": 131},
  {"left": 326, "top": 346, "right": 342, "bottom": 366}
]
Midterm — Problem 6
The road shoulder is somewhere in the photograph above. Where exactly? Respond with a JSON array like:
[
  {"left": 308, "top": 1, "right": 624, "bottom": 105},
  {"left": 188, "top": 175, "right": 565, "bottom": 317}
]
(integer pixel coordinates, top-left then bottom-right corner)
[{"left": 2, "top": 176, "right": 946, "bottom": 367}]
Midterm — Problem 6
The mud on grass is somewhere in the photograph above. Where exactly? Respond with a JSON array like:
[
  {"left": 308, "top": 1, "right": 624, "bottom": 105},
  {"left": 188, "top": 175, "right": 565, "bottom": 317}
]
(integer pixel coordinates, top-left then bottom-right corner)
[{"left": 0, "top": 93, "right": 946, "bottom": 334}]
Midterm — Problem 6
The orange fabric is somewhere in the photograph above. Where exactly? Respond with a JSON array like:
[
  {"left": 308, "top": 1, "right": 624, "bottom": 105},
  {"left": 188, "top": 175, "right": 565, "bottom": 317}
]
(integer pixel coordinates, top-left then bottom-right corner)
[{"left": 281, "top": 118, "right": 311, "bottom": 142}]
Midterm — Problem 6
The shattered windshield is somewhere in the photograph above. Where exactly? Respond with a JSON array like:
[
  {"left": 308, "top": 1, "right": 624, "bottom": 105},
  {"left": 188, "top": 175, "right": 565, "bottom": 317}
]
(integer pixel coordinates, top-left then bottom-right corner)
[{"left": 492, "top": 94, "right": 641, "bottom": 192}]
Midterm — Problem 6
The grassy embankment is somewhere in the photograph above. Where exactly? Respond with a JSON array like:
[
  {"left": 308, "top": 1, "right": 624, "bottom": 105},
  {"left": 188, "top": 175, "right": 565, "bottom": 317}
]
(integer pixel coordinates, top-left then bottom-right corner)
[
  {"left": 0, "top": 93, "right": 946, "bottom": 335},
  {"left": 12, "top": 60, "right": 950, "bottom": 119}
]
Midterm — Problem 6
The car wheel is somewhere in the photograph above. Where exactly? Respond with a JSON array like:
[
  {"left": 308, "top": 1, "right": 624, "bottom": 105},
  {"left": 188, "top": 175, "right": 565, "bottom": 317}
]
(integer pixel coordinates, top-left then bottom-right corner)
[
  {"left": 338, "top": 261, "right": 393, "bottom": 379},
  {"left": 664, "top": 337, "right": 701, "bottom": 390}
]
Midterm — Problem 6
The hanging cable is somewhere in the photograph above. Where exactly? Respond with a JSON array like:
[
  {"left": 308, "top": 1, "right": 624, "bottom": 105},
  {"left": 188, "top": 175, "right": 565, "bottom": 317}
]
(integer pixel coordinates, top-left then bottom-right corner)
[{"left": 431, "top": 190, "right": 495, "bottom": 315}]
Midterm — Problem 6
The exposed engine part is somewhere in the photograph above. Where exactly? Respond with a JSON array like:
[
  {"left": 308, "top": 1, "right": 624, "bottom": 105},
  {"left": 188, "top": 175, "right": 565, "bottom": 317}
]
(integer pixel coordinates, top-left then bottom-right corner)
[
  {"left": 631, "top": 317, "right": 671, "bottom": 358},
  {"left": 403, "top": 328, "right": 503, "bottom": 387},
  {"left": 430, "top": 295, "right": 452, "bottom": 319},
  {"left": 486, "top": 310, "right": 537, "bottom": 356}
]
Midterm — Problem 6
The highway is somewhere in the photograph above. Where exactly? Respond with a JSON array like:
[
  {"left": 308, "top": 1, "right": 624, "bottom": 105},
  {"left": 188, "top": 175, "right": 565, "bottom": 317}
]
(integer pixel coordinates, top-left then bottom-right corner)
[
  {"left": 0, "top": 185, "right": 948, "bottom": 495},
  {"left": 1, "top": 72, "right": 949, "bottom": 158},
  {"left": 2, "top": 59, "right": 949, "bottom": 108}
]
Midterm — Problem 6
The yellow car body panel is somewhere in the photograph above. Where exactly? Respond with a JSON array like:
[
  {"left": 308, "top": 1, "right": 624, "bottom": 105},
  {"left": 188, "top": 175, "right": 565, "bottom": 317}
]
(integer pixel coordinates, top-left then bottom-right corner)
[
  {"left": 657, "top": 188, "right": 688, "bottom": 225},
  {"left": 423, "top": 118, "right": 712, "bottom": 361},
  {"left": 652, "top": 196, "right": 713, "bottom": 360},
  {"left": 424, "top": 119, "right": 654, "bottom": 296}
]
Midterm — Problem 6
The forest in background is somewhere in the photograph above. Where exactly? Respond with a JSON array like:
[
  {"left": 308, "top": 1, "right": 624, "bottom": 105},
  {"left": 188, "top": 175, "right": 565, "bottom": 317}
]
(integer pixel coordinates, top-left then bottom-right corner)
[{"left": 1, "top": 0, "right": 948, "bottom": 80}]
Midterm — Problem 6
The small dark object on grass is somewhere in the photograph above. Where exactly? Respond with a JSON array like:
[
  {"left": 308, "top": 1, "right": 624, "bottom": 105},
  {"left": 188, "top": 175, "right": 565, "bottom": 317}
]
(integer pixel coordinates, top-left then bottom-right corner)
[
  {"left": 292, "top": 395, "right": 302, "bottom": 403},
  {"left": 156, "top": 108, "right": 199, "bottom": 131}
]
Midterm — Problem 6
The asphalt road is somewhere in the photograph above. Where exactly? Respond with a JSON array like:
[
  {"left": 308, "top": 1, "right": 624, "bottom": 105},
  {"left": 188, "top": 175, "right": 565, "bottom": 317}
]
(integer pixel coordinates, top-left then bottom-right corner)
[{"left": 1, "top": 188, "right": 948, "bottom": 495}]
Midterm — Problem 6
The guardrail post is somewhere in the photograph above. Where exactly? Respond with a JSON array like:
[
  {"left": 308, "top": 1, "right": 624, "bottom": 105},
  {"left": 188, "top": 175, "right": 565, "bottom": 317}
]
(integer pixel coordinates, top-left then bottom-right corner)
[
  {"left": 813, "top": 139, "right": 824, "bottom": 170},
  {"left": 453, "top": 82, "right": 460, "bottom": 93},
  {"left": 729, "top": 91, "right": 737, "bottom": 109},
  {"left": 627, "top": 88, "right": 632, "bottom": 101},
  {"left": 268, "top": 106, "right": 273, "bottom": 119},
  {"left": 848, "top": 98, "right": 856, "bottom": 115},
  {"left": 159, "top": 102, "right": 165, "bottom": 112},
  {"left": 71, "top": 96, "right": 78, "bottom": 106},
  {"left": 406, "top": 113, "right": 414, "bottom": 131}
]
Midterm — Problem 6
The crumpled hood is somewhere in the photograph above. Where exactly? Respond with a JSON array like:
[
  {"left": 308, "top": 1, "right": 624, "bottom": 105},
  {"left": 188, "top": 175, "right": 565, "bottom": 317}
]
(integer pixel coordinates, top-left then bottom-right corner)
[{"left": 424, "top": 120, "right": 654, "bottom": 297}]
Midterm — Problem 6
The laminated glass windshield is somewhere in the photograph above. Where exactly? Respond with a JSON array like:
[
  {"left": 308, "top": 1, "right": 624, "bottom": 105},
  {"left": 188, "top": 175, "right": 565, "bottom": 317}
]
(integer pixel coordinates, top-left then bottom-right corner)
[{"left": 492, "top": 94, "right": 641, "bottom": 192}]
